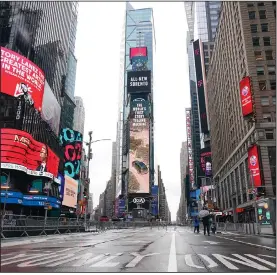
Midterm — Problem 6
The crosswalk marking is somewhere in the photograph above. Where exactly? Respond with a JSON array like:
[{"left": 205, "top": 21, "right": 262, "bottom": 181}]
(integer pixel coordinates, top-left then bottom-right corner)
[
  {"left": 184, "top": 254, "right": 205, "bottom": 269},
  {"left": 73, "top": 254, "right": 105, "bottom": 266},
  {"left": 199, "top": 254, "right": 218, "bottom": 268},
  {"left": 258, "top": 254, "right": 276, "bottom": 259},
  {"left": 90, "top": 253, "right": 123, "bottom": 267},
  {"left": 245, "top": 254, "right": 276, "bottom": 268}
]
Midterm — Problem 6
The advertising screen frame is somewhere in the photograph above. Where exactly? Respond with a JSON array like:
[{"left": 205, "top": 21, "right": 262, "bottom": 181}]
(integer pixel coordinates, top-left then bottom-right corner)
[
  {"left": 62, "top": 175, "right": 78, "bottom": 208},
  {"left": 199, "top": 147, "right": 212, "bottom": 178},
  {"left": 130, "top": 47, "right": 148, "bottom": 60},
  {"left": 239, "top": 76, "right": 254, "bottom": 117},
  {"left": 127, "top": 70, "right": 151, "bottom": 94},
  {"left": 248, "top": 144, "right": 263, "bottom": 187}
]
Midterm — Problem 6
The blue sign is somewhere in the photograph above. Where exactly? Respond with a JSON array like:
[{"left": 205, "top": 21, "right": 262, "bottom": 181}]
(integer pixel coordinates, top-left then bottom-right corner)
[
  {"left": 118, "top": 199, "right": 125, "bottom": 216},
  {"left": 151, "top": 186, "right": 159, "bottom": 216},
  {"left": 58, "top": 173, "right": 65, "bottom": 201}
]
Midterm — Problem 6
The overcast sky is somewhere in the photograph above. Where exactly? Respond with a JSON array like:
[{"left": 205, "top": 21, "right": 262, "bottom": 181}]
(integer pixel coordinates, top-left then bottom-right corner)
[{"left": 74, "top": 2, "right": 190, "bottom": 219}]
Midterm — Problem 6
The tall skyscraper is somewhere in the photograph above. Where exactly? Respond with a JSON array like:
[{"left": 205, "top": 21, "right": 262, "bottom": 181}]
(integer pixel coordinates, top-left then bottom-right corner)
[
  {"left": 206, "top": 1, "right": 276, "bottom": 222},
  {"left": 73, "top": 96, "right": 85, "bottom": 136},
  {"left": 115, "top": 3, "right": 156, "bottom": 211}
]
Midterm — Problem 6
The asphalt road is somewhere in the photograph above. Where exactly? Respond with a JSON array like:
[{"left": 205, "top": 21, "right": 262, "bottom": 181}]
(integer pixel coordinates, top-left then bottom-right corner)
[{"left": 1, "top": 227, "right": 276, "bottom": 272}]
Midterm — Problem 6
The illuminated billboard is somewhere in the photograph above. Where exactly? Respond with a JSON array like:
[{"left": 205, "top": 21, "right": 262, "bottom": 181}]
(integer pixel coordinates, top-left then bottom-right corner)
[
  {"left": 193, "top": 40, "right": 208, "bottom": 134},
  {"left": 1, "top": 47, "right": 45, "bottom": 112},
  {"left": 131, "top": 56, "right": 148, "bottom": 71},
  {"left": 1, "top": 128, "right": 59, "bottom": 179},
  {"left": 128, "top": 98, "right": 150, "bottom": 194},
  {"left": 127, "top": 71, "right": 151, "bottom": 94},
  {"left": 41, "top": 80, "right": 61, "bottom": 135},
  {"left": 186, "top": 108, "right": 195, "bottom": 188},
  {"left": 240, "top": 76, "right": 254, "bottom": 117},
  {"left": 199, "top": 147, "right": 212, "bottom": 177},
  {"left": 248, "top": 145, "right": 262, "bottom": 187},
  {"left": 130, "top": 47, "right": 147, "bottom": 59},
  {"left": 62, "top": 175, "right": 78, "bottom": 208},
  {"left": 60, "top": 128, "right": 83, "bottom": 180}
]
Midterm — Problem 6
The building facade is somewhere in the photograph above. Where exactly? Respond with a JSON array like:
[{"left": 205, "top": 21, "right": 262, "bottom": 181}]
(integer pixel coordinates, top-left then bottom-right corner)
[
  {"left": 73, "top": 96, "right": 85, "bottom": 136},
  {"left": 207, "top": 1, "right": 276, "bottom": 222}
]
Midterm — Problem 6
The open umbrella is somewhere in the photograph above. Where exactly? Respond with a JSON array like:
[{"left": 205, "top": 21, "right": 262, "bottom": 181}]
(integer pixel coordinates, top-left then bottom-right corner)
[{"left": 199, "top": 209, "right": 209, "bottom": 218}]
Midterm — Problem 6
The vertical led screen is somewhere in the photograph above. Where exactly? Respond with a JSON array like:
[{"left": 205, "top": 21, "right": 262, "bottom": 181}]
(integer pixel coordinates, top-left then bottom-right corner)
[
  {"left": 62, "top": 175, "right": 78, "bottom": 208},
  {"left": 151, "top": 185, "right": 158, "bottom": 216},
  {"left": 248, "top": 145, "right": 262, "bottom": 187},
  {"left": 199, "top": 147, "right": 212, "bottom": 178},
  {"left": 193, "top": 40, "right": 208, "bottom": 134},
  {"left": 239, "top": 76, "right": 254, "bottom": 117},
  {"left": 130, "top": 47, "right": 148, "bottom": 59},
  {"left": 60, "top": 128, "right": 83, "bottom": 180},
  {"left": 1, "top": 47, "right": 45, "bottom": 112},
  {"left": 128, "top": 98, "right": 150, "bottom": 194},
  {"left": 186, "top": 109, "right": 195, "bottom": 188}
]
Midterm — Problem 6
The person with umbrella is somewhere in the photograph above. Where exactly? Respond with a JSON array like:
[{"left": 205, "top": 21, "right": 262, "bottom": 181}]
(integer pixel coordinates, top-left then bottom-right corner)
[{"left": 199, "top": 207, "right": 211, "bottom": 236}]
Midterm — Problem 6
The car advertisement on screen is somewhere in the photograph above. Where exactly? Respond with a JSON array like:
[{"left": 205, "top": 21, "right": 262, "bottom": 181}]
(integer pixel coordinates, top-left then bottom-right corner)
[
  {"left": 127, "top": 71, "right": 151, "bottom": 94},
  {"left": 248, "top": 145, "right": 262, "bottom": 187},
  {"left": 128, "top": 98, "right": 150, "bottom": 194},
  {"left": 1, "top": 128, "right": 59, "bottom": 179},
  {"left": 62, "top": 175, "right": 78, "bottom": 208},
  {"left": 130, "top": 47, "right": 147, "bottom": 59},
  {"left": 1, "top": 47, "right": 45, "bottom": 112},
  {"left": 41, "top": 81, "right": 61, "bottom": 135},
  {"left": 199, "top": 147, "right": 212, "bottom": 177},
  {"left": 239, "top": 76, "right": 254, "bottom": 117}
]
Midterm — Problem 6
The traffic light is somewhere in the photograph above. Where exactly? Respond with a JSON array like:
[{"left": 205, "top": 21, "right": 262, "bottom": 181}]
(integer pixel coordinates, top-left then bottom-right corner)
[{"left": 83, "top": 188, "right": 87, "bottom": 198}]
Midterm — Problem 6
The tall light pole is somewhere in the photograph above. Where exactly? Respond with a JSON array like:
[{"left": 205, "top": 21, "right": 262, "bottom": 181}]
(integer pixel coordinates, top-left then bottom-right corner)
[{"left": 83, "top": 131, "right": 111, "bottom": 228}]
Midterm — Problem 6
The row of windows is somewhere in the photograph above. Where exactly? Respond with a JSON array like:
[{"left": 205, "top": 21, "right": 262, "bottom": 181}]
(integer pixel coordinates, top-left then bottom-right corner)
[
  {"left": 254, "top": 50, "right": 274, "bottom": 60},
  {"left": 260, "top": 96, "right": 276, "bottom": 106},
  {"left": 252, "top": 36, "right": 271, "bottom": 46},
  {"left": 251, "top": 23, "right": 269, "bottom": 33},
  {"left": 258, "top": 80, "right": 276, "bottom": 90},
  {"left": 256, "top": 65, "right": 275, "bottom": 75},
  {"left": 247, "top": 2, "right": 275, "bottom": 7},
  {"left": 249, "top": 10, "right": 267, "bottom": 19}
]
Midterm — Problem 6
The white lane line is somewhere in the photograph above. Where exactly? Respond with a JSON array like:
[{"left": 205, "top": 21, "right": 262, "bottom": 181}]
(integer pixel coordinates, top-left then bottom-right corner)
[
  {"left": 215, "top": 235, "right": 276, "bottom": 251},
  {"left": 199, "top": 254, "right": 218, "bottom": 268},
  {"left": 125, "top": 252, "right": 160, "bottom": 268},
  {"left": 258, "top": 254, "right": 276, "bottom": 259},
  {"left": 245, "top": 254, "right": 276, "bottom": 268},
  {"left": 90, "top": 253, "right": 123, "bottom": 267},
  {"left": 213, "top": 254, "right": 270, "bottom": 270},
  {"left": 203, "top": 241, "right": 220, "bottom": 245},
  {"left": 184, "top": 254, "right": 204, "bottom": 269},
  {"left": 168, "top": 232, "right": 177, "bottom": 272}
]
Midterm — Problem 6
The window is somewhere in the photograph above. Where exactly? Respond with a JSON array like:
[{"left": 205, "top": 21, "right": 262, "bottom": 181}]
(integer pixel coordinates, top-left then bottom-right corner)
[
  {"left": 210, "top": 45, "right": 214, "bottom": 50},
  {"left": 204, "top": 45, "right": 208, "bottom": 50},
  {"left": 261, "top": 23, "right": 268, "bottom": 32},
  {"left": 265, "top": 130, "right": 274, "bottom": 140},
  {"left": 270, "top": 80, "right": 276, "bottom": 90},
  {"left": 265, "top": 50, "right": 273, "bottom": 60},
  {"left": 251, "top": 24, "right": 258, "bottom": 33},
  {"left": 273, "top": 96, "right": 276, "bottom": 105},
  {"left": 261, "top": 96, "right": 269, "bottom": 105},
  {"left": 263, "top": 113, "right": 272, "bottom": 122},
  {"left": 205, "top": 57, "right": 209, "bottom": 63},
  {"left": 259, "top": 80, "right": 267, "bottom": 90},
  {"left": 205, "top": 51, "right": 209, "bottom": 56},
  {"left": 247, "top": 2, "right": 254, "bottom": 7},
  {"left": 273, "top": 1, "right": 276, "bottom": 6},
  {"left": 252, "top": 37, "right": 260, "bottom": 46},
  {"left": 258, "top": 2, "right": 265, "bottom": 6},
  {"left": 257, "top": 66, "right": 265, "bottom": 75},
  {"left": 268, "top": 65, "right": 276, "bottom": 75},
  {"left": 263, "top": 37, "right": 271, "bottom": 46},
  {"left": 255, "top": 51, "right": 263, "bottom": 60},
  {"left": 259, "top": 10, "right": 267, "bottom": 19},
  {"left": 249, "top": 11, "right": 256, "bottom": 19}
]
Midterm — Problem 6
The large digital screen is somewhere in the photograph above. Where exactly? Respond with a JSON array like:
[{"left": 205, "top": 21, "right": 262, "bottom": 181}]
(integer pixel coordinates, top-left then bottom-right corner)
[
  {"left": 199, "top": 147, "right": 212, "bottom": 177},
  {"left": 1, "top": 128, "right": 59, "bottom": 179},
  {"left": 41, "top": 80, "right": 61, "bottom": 135},
  {"left": 60, "top": 128, "right": 83, "bottom": 180},
  {"left": 62, "top": 175, "right": 78, "bottom": 208},
  {"left": 1, "top": 47, "right": 45, "bottom": 112},
  {"left": 151, "top": 185, "right": 159, "bottom": 216},
  {"left": 128, "top": 98, "right": 150, "bottom": 194},
  {"left": 193, "top": 40, "right": 208, "bottom": 134},
  {"left": 131, "top": 56, "right": 148, "bottom": 71},
  {"left": 239, "top": 76, "right": 253, "bottom": 117},
  {"left": 248, "top": 145, "right": 262, "bottom": 187},
  {"left": 127, "top": 71, "right": 151, "bottom": 94},
  {"left": 130, "top": 47, "right": 147, "bottom": 59}
]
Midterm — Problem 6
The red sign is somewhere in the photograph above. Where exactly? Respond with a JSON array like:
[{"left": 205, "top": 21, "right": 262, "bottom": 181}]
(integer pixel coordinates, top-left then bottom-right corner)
[
  {"left": 1, "top": 128, "right": 59, "bottom": 178},
  {"left": 248, "top": 145, "right": 262, "bottom": 187},
  {"left": 1, "top": 47, "right": 45, "bottom": 112},
  {"left": 239, "top": 76, "right": 253, "bottom": 117},
  {"left": 130, "top": 47, "right": 147, "bottom": 59}
]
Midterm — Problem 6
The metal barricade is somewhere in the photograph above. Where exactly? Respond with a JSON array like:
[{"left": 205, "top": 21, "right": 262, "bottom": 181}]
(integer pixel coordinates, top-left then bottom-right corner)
[{"left": 1, "top": 214, "right": 27, "bottom": 238}]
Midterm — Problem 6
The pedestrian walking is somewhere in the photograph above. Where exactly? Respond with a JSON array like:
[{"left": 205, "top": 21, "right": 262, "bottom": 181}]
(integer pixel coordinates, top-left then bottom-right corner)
[
  {"left": 201, "top": 208, "right": 211, "bottom": 236},
  {"left": 194, "top": 216, "right": 200, "bottom": 233}
]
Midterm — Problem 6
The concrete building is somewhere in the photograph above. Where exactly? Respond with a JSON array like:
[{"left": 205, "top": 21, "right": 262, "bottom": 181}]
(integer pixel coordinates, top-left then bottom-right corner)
[
  {"left": 206, "top": 1, "right": 276, "bottom": 222},
  {"left": 99, "top": 192, "right": 105, "bottom": 217},
  {"left": 87, "top": 193, "right": 93, "bottom": 218},
  {"left": 73, "top": 96, "right": 85, "bottom": 136},
  {"left": 104, "top": 180, "right": 114, "bottom": 218}
]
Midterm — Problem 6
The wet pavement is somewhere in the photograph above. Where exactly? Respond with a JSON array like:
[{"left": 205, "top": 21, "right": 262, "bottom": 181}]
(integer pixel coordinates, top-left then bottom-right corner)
[{"left": 1, "top": 227, "right": 276, "bottom": 272}]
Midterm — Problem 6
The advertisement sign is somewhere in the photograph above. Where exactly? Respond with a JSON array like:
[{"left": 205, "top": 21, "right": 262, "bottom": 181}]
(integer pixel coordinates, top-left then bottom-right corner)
[
  {"left": 130, "top": 47, "right": 147, "bottom": 59},
  {"left": 128, "top": 99, "right": 150, "bottom": 194},
  {"left": 239, "top": 76, "right": 253, "bottom": 117},
  {"left": 1, "top": 128, "right": 59, "bottom": 178},
  {"left": 118, "top": 199, "right": 125, "bottom": 216},
  {"left": 58, "top": 173, "right": 65, "bottom": 201},
  {"left": 248, "top": 145, "right": 262, "bottom": 187},
  {"left": 193, "top": 40, "right": 208, "bottom": 134},
  {"left": 127, "top": 71, "right": 151, "bottom": 94},
  {"left": 1, "top": 47, "right": 45, "bottom": 112},
  {"left": 60, "top": 128, "right": 83, "bottom": 180},
  {"left": 199, "top": 147, "right": 212, "bottom": 177},
  {"left": 131, "top": 56, "right": 148, "bottom": 71},
  {"left": 41, "top": 81, "right": 61, "bottom": 135},
  {"left": 151, "top": 185, "right": 158, "bottom": 216},
  {"left": 62, "top": 175, "right": 78, "bottom": 208},
  {"left": 186, "top": 108, "right": 195, "bottom": 187}
]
